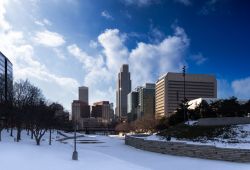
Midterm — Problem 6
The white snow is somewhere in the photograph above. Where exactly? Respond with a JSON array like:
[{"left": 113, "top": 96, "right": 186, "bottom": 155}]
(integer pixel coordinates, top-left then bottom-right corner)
[
  {"left": 143, "top": 124, "right": 250, "bottom": 150},
  {"left": 0, "top": 129, "right": 250, "bottom": 170}
]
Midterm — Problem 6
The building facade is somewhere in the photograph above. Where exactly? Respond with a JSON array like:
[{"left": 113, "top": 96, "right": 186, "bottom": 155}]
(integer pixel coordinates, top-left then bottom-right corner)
[
  {"left": 127, "top": 91, "right": 139, "bottom": 122},
  {"left": 155, "top": 72, "right": 217, "bottom": 119},
  {"left": 79, "top": 86, "right": 88, "bottom": 104},
  {"left": 72, "top": 100, "right": 90, "bottom": 129},
  {"left": 127, "top": 83, "right": 155, "bottom": 121},
  {"left": 92, "top": 101, "right": 114, "bottom": 123},
  {"left": 137, "top": 83, "right": 155, "bottom": 119},
  {"left": 115, "top": 64, "right": 131, "bottom": 118},
  {"left": 0, "top": 52, "right": 13, "bottom": 102}
]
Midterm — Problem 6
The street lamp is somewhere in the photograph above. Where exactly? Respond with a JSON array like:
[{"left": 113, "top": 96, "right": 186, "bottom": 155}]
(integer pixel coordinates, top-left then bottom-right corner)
[
  {"left": 182, "top": 66, "right": 187, "bottom": 124},
  {"left": 72, "top": 117, "right": 78, "bottom": 160}
]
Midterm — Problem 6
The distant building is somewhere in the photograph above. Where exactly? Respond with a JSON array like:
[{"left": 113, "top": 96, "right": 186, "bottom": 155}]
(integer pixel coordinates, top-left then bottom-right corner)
[
  {"left": 115, "top": 64, "right": 131, "bottom": 119},
  {"left": 155, "top": 72, "right": 217, "bottom": 119},
  {"left": 79, "top": 86, "right": 88, "bottom": 104},
  {"left": 72, "top": 100, "right": 90, "bottom": 129},
  {"left": 92, "top": 101, "right": 114, "bottom": 123},
  {"left": 127, "top": 83, "right": 155, "bottom": 121},
  {"left": 127, "top": 91, "right": 139, "bottom": 122},
  {"left": 137, "top": 83, "right": 155, "bottom": 119},
  {"left": 0, "top": 52, "right": 13, "bottom": 102}
]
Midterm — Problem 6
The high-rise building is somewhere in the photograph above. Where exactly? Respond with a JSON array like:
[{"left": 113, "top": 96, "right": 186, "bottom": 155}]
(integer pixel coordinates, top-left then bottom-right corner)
[
  {"left": 0, "top": 52, "right": 13, "bottom": 102},
  {"left": 127, "top": 83, "right": 155, "bottom": 121},
  {"left": 127, "top": 91, "right": 139, "bottom": 122},
  {"left": 92, "top": 101, "right": 114, "bottom": 123},
  {"left": 72, "top": 100, "right": 90, "bottom": 129},
  {"left": 115, "top": 64, "right": 131, "bottom": 118},
  {"left": 137, "top": 83, "right": 155, "bottom": 119},
  {"left": 79, "top": 86, "right": 88, "bottom": 104},
  {"left": 155, "top": 72, "right": 217, "bottom": 119}
]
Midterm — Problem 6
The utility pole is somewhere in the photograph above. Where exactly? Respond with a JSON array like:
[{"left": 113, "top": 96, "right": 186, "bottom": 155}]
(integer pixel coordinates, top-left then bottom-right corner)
[
  {"left": 72, "top": 116, "right": 78, "bottom": 160},
  {"left": 182, "top": 66, "right": 187, "bottom": 124}
]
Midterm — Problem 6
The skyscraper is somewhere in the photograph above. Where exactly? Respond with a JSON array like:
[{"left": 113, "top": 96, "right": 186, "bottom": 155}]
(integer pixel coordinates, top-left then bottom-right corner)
[
  {"left": 127, "top": 91, "right": 139, "bottom": 122},
  {"left": 116, "top": 64, "right": 131, "bottom": 118},
  {"left": 127, "top": 83, "right": 155, "bottom": 122},
  {"left": 91, "top": 101, "right": 114, "bottom": 123},
  {"left": 155, "top": 72, "right": 217, "bottom": 119},
  {"left": 79, "top": 86, "right": 88, "bottom": 104},
  {"left": 0, "top": 52, "right": 13, "bottom": 102},
  {"left": 137, "top": 83, "right": 155, "bottom": 119},
  {"left": 72, "top": 100, "right": 90, "bottom": 130}
]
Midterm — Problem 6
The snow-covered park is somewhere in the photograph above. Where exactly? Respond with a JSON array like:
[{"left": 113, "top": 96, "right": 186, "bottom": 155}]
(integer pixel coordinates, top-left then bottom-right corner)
[{"left": 0, "top": 130, "right": 250, "bottom": 170}]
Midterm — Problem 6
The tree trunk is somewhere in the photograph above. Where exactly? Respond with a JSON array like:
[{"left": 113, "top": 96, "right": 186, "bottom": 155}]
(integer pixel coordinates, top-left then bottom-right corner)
[
  {"left": 17, "top": 127, "right": 21, "bottom": 142},
  {"left": 27, "top": 129, "right": 30, "bottom": 135},
  {"left": 35, "top": 138, "right": 40, "bottom": 145},
  {"left": 31, "top": 130, "right": 33, "bottom": 139},
  {"left": 33, "top": 129, "right": 46, "bottom": 146},
  {"left": 10, "top": 127, "right": 13, "bottom": 137},
  {"left": 49, "top": 129, "right": 52, "bottom": 145},
  {"left": 0, "top": 129, "right": 2, "bottom": 142}
]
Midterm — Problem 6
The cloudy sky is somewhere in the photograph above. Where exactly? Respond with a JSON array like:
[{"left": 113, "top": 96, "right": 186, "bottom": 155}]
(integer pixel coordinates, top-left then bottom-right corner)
[{"left": 0, "top": 0, "right": 249, "bottom": 111}]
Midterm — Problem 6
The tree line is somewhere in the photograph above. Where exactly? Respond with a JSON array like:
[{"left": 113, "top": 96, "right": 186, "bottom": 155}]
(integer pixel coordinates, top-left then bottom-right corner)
[
  {"left": 0, "top": 80, "right": 70, "bottom": 145},
  {"left": 167, "top": 97, "right": 250, "bottom": 127},
  {"left": 115, "top": 97, "right": 250, "bottom": 133}
]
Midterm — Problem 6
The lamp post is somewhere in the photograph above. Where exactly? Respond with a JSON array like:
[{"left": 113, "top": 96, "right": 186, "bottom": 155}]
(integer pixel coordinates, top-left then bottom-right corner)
[
  {"left": 72, "top": 116, "right": 78, "bottom": 160},
  {"left": 182, "top": 66, "right": 187, "bottom": 124}
]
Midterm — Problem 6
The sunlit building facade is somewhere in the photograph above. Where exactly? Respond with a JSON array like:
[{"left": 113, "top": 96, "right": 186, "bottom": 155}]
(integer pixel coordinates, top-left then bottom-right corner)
[
  {"left": 115, "top": 64, "right": 131, "bottom": 119},
  {"left": 155, "top": 72, "right": 217, "bottom": 119}
]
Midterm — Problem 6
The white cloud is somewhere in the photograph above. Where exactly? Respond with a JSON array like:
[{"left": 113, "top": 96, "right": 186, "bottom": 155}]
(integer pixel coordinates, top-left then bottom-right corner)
[
  {"left": 67, "top": 44, "right": 115, "bottom": 104},
  {"left": 129, "top": 26, "right": 189, "bottom": 87},
  {"left": 35, "top": 18, "right": 52, "bottom": 26},
  {"left": 67, "top": 44, "right": 105, "bottom": 71},
  {"left": 101, "top": 11, "right": 114, "bottom": 20},
  {"left": 33, "top": 30, "right": 65, "bottom": 47},
  {"left": 190, "top": 53, "right": 207, "bottom": 65},
  {"left": 0, "top": 0, "right": 11, "bottom": 31},
  {"left": 0, "top": 3, "right": 78, "bottom": 110},
  {"left": 0, "top": 31, "right": 79, "bottom": 110},
  {"left": 98, "top": 29, "right": 129, "bottom": 72},
  {"left": 232, "top": 77, "right": 250, "bottom": 99},
  {"left": 53, "top": 48, "right": 66, "bottom": 60}
]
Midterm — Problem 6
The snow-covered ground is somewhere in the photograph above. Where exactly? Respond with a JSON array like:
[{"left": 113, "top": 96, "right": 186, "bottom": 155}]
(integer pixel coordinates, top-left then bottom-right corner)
[
  {"left": 144, "top": 124, "right": 250, "bottom": 150},
  {"left": 0, "top": 130, "right": 250, "bottom": 170}
]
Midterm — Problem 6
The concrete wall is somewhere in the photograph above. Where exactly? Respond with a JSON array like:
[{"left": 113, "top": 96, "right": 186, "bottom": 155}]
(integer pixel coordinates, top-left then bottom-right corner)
[
  {"left": 197, "top": 117, "right": 250, "bottom": 126},
  {"left": 125, "top": 135, "right": 250, "bottom": 163}
]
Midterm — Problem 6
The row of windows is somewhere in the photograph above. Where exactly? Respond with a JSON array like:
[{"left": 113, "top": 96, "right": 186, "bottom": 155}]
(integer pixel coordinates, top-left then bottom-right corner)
[
  {"left": 0, "top": 61, "right": 4, "bottom": 67},
  {"left": 0, "top": 54, "right": 4, "bottom": 62}
]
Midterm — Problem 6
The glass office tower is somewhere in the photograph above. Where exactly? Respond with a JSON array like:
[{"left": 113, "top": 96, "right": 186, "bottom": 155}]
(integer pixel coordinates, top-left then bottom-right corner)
[{"left": 0, "top": 52, "right": 13, "bottom": 102}]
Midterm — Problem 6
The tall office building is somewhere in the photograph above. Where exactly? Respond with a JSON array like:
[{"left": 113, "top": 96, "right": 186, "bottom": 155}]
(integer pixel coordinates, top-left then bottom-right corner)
[
  {"left": 155, "top": 72, "right": 217, "bottom": 119},
  {"left": 115, "top": 64, "right": 131, "bottom": 118},
  {"left": 127, "top": 91, "right": 139, "bottom": 122},
  {"left": 137, "top": 83, "right": 155, "bottom": 119},
  {"left": 127, "top": 83, "right": 155, "bottom": 121},
  {"left": 79, "top": 86, "right": 88, "bottom": 104},
  {"left": 92, "top": 101, "right": 114, "bottom": 123},
  {"left": 72, "top": 100, "right": 90, "bottom": 129},
  {"left": 0, "top": 52, "right": 13, "bottom": 102}
]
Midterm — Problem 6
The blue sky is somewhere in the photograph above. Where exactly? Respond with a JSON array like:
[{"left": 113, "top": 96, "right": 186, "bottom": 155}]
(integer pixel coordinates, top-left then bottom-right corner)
[{"left": 0, "top": 0, "right": 249, "bottom": 111}]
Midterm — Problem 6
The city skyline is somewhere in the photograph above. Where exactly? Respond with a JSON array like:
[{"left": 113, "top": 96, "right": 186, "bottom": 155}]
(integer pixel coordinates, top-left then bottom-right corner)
[{"left": 0, "top": 0, "right": 250, "bottom": 111}]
